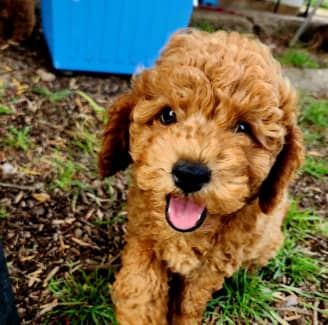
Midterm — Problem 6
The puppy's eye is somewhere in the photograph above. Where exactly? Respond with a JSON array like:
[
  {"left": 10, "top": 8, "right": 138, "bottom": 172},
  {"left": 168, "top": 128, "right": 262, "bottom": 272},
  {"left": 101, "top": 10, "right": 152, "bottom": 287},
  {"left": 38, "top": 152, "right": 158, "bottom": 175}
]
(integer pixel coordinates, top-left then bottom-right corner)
[
  {"left": 158, "top": 107, "right": 177, "bottom": 125},
  {"left": 234, "top": 122, "right": 251, "bottom": 134}
]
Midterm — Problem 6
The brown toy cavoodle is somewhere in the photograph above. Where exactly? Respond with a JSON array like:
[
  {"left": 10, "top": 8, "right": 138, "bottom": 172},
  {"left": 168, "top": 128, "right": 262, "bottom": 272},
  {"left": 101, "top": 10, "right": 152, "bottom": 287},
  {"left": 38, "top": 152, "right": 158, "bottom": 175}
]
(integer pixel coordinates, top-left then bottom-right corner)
[{"left": 98, "top": 29, "right": 303, "bottom": 325}]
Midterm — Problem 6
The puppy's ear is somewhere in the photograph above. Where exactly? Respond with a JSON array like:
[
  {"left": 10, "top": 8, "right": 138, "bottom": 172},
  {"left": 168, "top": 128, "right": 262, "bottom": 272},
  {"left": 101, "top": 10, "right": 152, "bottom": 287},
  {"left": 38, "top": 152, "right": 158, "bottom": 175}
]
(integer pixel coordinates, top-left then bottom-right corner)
[
  {"left": 259, "top": 124, "right": 303, "bottom": 214},
  {"left": 98, "top": 93, "right": 135, "bottom": 178}
]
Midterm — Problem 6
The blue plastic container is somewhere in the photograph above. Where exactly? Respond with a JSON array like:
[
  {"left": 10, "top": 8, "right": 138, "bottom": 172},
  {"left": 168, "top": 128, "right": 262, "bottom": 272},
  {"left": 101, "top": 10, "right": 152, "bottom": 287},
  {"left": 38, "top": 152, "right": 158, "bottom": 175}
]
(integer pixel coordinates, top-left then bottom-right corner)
[
  {"left": 199, "top": 0, "right": 218, "bottom": 6},
  {"left": 40, "top": 0, "right": 193, "bottom": 74}
]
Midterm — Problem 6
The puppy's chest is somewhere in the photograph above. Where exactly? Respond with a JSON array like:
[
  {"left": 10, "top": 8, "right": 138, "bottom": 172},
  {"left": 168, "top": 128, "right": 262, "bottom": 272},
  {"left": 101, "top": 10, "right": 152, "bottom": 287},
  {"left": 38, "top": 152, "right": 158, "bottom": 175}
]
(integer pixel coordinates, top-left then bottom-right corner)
[{"left": 154, "top": 235, "right": 215, "bottom": 276}]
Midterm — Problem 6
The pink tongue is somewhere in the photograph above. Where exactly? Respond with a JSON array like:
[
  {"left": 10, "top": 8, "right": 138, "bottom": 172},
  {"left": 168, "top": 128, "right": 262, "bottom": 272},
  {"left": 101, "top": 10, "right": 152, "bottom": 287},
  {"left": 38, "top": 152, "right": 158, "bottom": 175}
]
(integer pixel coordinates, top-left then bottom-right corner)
[{"left": 167, "top": 196, "right": 205, "bottom": 230}]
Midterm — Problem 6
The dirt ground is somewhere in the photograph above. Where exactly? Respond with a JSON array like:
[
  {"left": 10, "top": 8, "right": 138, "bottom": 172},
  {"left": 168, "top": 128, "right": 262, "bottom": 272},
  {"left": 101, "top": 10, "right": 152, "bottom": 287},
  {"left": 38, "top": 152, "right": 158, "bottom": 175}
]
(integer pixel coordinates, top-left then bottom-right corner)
[
  {"left": 0, "top": 22, "right": 327, "bottom": 325},
  {"left": 0, "top": 26, "right": 131, "bottom": 323}
]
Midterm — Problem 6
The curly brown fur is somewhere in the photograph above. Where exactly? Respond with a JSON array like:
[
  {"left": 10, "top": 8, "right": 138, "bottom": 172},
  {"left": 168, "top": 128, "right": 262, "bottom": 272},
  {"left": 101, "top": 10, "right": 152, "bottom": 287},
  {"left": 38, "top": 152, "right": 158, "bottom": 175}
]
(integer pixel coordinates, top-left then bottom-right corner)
[
  {"left": 0, "top": 0, "right": 35, "bottom": 41},
  {"left": 99, "top": 29, "right": 303, "bottom": 325}
]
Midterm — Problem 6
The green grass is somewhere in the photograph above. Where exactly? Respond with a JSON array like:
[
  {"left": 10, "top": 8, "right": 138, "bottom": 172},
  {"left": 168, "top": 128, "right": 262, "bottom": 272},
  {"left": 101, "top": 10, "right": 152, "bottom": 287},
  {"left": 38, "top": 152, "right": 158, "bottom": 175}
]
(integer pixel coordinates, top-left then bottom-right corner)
[
  {"left": 0, "top": 105, "right": 14, "bottom": 114},
  {"left": 265, "top": 240, "right": 323, "bottom": 286},
  {"left": 51, "top": 156, "right": 87, "bottom": 191},
  {"left": 301, "top": 156, "right": 328, "bottom": 179},
  {"left": 32, "top": 87, "right": 72, "bottom": 103},
  {"left": 309, "top": 0, "right": 328, "bottom": 9},
  {"left": 6, "top": 126, "right": 31, "bottom": 151},
  {"left": 205, "top": 202, "right": 327, "bottom": 324},
  {"left": 76, "top": 91, "right": 106, "bottom": 115},
  {"left": 263, "top": 202, "right": 327, "bottom": 286},
  {"left": 302, "top": 129, "right": 325, "bottom": 146},
  {"left": 194, "top": 21, "right": 216, "bottom": 33},
  {"left": 204, "top": 270, "right": 281, "bottom": 325},
  {"left": 0, "top": 206, "right": 8, "bottom": 219},
  {"left": 277, "top": 49, "right": 320, "bottom": 68},
  {"left": 285, "top": 201, "right": 326, "bottom": 237},
  {"left": 47, "top": 269, "right": 117, "bottom": 325},
  {"left": 70, "top": 124, "right": 99, "bottom": 155},
  {"left": 299, "top": 96, "right": 328, "bottom": 129},
  {"left": 76, "top": 91, "right": 106, "bottom": 122},
  {"left": 298, "top": 95, "right": 328, "bottom": 180},
  {"left": 299, "top": 95, "right": 327, "bottom": 148}
]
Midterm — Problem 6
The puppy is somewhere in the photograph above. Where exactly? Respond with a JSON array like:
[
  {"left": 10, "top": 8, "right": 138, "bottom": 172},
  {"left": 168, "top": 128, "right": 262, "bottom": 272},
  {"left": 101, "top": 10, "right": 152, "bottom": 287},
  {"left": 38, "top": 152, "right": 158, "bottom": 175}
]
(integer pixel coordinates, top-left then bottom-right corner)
[
  {"left": 98, "top": 30, "right": 303, "bottom": 325},
  {"left": 0, "top": 0, "right": 35, "bottom": 42}
]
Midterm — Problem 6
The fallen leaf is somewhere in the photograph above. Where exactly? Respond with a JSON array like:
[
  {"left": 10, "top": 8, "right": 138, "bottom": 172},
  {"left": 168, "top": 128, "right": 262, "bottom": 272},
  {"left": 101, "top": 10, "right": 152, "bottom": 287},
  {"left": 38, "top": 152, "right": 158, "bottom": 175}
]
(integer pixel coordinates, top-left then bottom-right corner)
[
  {"left": 32, "top": 193, "right": 51, "bottom": 202},
  {"left": 12, "top": 77, "right": 29, "bottom": 95},
  {"left": 20, "top": 168, "right": 42, "bottom": 176},
  {"left": 285, "top": 294, "right": 298, "bottom": 307},
  {"left": 36, "top": 68, "right": 56, "bottom": 82}
]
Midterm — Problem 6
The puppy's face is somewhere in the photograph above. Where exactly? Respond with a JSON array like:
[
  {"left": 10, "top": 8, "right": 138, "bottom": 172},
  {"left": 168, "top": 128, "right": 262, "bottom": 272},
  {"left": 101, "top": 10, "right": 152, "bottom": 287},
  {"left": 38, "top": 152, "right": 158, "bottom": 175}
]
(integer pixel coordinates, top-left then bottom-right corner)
[
  {"left": 99, "top": 31, "right": 303, "bottom": 232},
  {"left": 128, "top": 65, "right": 284, "bottom": 232}
]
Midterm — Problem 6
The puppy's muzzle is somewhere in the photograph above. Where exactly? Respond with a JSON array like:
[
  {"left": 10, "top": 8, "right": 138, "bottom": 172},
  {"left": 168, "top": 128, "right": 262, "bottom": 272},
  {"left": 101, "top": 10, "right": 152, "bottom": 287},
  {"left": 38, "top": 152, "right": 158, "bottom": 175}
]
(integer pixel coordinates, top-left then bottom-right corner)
[{"left": 172, "top": 160, "right": 211, "bottom": 194}]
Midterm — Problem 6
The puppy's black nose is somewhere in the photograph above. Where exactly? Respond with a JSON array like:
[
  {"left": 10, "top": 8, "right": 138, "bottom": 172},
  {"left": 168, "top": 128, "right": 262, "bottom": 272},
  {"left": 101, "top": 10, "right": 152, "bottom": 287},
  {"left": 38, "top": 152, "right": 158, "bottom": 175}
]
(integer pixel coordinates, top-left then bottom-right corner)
[{"left": 172, "top": 160, "right": 211, "bottom": 194}]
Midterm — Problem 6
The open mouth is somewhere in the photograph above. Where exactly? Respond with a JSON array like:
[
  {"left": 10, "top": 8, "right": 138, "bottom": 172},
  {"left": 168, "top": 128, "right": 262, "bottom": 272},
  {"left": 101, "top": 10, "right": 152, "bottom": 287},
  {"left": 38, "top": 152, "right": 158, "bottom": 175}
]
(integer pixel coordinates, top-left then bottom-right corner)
[{"left": 165, "top": 195, "right": 207, "bottom": 232}]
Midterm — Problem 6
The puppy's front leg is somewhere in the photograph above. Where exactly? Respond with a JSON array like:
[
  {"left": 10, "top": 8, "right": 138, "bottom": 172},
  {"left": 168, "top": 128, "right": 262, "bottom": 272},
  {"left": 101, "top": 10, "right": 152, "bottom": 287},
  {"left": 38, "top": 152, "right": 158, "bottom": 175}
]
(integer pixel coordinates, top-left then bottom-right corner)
[
  {"left": 113, "top": 239, "right": 169, "bottom": 325},
  {"left": 171, "top": 267, "right": 224, "bottom": 325}
]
